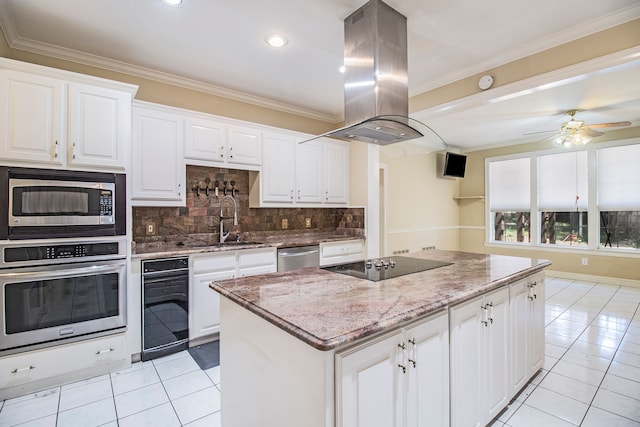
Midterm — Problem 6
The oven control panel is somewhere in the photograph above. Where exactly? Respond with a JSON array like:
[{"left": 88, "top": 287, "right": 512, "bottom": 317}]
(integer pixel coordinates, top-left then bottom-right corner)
[{"left": 3, "top": 241, "right": 121, "bottom": 264}]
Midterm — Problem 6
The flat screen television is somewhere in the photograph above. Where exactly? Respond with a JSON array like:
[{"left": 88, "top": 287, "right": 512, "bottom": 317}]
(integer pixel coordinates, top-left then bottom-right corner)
[{"left": 443, "top": 152, "right": 467, "bottom": 178}]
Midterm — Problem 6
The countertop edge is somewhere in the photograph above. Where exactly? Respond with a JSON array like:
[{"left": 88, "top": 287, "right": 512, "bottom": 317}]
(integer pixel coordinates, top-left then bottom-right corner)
[
  {"left": 211, "top": 260, "right": 552, "bottom": 351},
  {"left": 131, "top": 235, "right": 365, "bottom": 259}
]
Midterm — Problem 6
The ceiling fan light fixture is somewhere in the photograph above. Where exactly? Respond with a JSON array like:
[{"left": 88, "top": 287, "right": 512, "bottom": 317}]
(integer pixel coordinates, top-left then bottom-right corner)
[{"left": 565, "top": 119, "right": 584, "bottom": 130}]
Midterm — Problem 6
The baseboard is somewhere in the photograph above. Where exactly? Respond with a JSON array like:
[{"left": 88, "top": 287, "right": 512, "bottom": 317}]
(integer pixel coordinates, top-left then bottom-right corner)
[{"left": 546, "top": 270, "right": 640, "bottom": 288}]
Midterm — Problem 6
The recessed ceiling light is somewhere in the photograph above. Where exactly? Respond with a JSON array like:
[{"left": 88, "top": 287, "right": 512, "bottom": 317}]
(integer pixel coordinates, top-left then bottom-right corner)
[
  {"left": 265, "top": 34, "right": 288, "bottom": 48},
  {"left": 163, "top": 0, "right": 182, "bottom": 6}
]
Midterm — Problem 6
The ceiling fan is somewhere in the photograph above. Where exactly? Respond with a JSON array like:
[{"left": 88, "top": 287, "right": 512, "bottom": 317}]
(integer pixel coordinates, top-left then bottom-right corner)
[{"left": 529, "top": 110, "right": 631, "bottom": 147}]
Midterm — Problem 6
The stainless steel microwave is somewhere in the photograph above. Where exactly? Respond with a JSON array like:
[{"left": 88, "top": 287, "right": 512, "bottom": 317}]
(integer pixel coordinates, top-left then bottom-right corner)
[{"left": 0, "top": 167, "right": 126, "bottom": 239}]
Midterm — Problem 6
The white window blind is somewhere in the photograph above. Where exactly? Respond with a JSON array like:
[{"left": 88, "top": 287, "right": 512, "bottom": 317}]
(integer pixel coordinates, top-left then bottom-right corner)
[
  {"left": 597, "top": 143, "right": 640, "bottom": 210},
  {"left": 538, "top": 151, "right": 588, "bottom": 210},
  {"left": 489, "top": 157, "right": 530, "bottom": 211}
]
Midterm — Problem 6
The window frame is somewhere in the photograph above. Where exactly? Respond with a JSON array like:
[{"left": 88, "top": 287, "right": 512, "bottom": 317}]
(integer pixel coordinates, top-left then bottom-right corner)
[{"left": 485, "top": 137, "right": 640, "bottom": 255}]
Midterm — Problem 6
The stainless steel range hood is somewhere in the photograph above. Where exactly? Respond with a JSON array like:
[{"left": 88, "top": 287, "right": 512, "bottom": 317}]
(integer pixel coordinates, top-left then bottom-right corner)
[{"left": 322, "top": 0, "right": 423, "bottom": 146}]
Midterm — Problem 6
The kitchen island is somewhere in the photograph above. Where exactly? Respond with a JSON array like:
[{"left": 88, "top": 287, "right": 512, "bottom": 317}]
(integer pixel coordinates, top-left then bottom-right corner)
[{"left": 210, "top": 250, "right": 551, "bottom": 427}]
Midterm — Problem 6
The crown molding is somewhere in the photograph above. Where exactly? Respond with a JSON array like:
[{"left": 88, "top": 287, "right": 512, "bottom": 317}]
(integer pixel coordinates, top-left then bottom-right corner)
[{"left": 0, "top": 10, "right": 342, "bottom": 124}]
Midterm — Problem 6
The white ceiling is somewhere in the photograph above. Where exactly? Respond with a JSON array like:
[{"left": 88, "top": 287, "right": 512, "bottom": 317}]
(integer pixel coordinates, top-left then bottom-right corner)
[{"left": 1, "top": 0, "right": 639, "bottom": 151}]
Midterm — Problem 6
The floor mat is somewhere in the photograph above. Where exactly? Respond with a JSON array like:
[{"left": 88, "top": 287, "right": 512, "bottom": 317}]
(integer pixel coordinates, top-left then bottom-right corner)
[{"left": 188, "top": 340, "right": 220, "bottom": 370}]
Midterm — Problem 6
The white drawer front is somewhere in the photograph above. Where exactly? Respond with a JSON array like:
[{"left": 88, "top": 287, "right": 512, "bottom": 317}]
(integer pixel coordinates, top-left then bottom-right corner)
[
  {"left": 238, "top": 248, "right": 277, "bottom": 269},
  {"left": 0, "top": 334, "right": 127, "bottom": 392},
  {"left": 191, "top": 252, "right": 237, "bottom": 274}
]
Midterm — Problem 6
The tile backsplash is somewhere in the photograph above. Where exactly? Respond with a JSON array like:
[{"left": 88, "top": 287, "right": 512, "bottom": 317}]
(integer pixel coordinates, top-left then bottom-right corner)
[{"left": 132, "top": 165, "right": 365, "bottom": 243}]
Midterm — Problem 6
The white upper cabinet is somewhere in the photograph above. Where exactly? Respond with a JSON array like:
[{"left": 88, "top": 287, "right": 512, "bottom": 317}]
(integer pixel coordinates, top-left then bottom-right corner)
[
  {"left": 67, "top": 83, "right": 131, "bottom": 170},
  {"left": 184, "top": 117, "right": 261, "bottom": 169},
  {"left": 184, "top": 116, "right": 227, "bottom": 162},
  {"left": 262, "top": 132, "right": 296, "bottom": 203},
  {"left": 131, "top": 104, "right": 185, "bottom": 205},
  {"left": 227, "top": 125, "right": 261, "bottom": 167},
  {"left": 323, "top": 139, "right": 349, "bottom": 204},
  {"left": 295, "top": 140, "right": 323, "bottom": 203},
  {"left": 254, "top": 134, "right": 349, "bottom": 207},
  {"left": 0, "top": 69, "right": 65, "bottom": 166},
  {"left": 0, "top": 59, "right": 136, "bottom": 172}
]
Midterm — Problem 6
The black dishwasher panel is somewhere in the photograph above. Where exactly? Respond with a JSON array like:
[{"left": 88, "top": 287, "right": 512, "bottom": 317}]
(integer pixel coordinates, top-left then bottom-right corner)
[{"left": 141, "top": 257, "right": 189, "bottom": 361}]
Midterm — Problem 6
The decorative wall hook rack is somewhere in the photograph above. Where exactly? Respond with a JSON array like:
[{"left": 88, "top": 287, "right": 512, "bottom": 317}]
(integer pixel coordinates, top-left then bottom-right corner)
[{"left": 191, "top": 177, "right": 239, "bottom": 198}]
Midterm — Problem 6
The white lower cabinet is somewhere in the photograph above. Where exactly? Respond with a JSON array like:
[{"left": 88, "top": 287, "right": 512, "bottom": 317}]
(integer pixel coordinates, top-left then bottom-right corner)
[
  {"left": 511, "top": 273, "right": 545, "bottom": 393},
  {"left": 0, "top": 333, "right": 128, "bottom": 400},
  {"left": 336, "top": 311, "right": 449, "bottom": 427},
  {"left": 450, "top": 286, "right": 510, "bottom": 427},
  {"left": 189, "top": 248, "right": 276, "bottom": 341},
  {"left": 319, "top": 239, "right": 365, "bottom": 266}
]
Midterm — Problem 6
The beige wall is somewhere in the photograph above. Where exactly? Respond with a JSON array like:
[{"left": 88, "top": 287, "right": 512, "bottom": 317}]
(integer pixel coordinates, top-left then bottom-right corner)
[
  {"left": 458, "top": 127, "right": 640, "bottom": 282},
  {"left": 382, "top": 149, "right": 460, "bottom": 255},
  {"left": 410, "top": 19, "right": 640, "bottom": 112}
]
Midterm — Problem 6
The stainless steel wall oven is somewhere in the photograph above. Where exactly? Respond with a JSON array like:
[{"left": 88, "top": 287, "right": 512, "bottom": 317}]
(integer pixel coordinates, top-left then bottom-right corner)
[
  {"left": 0, "top": 166, "right": 126, "bottom": 240},
  {"left": 0, "top": 237, "right": 127, "bottom": 354}
]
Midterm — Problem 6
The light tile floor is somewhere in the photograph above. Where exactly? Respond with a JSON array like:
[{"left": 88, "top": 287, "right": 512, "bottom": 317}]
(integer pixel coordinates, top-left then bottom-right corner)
[
  {"left": 492, "top": 277, "right": 640, "bottom": 427},
  {"left": 1, "top": 277, "right": 639, "bottom": 426},
  {"left": 0, "top": 350, "right": 221, "bottom": 427}
]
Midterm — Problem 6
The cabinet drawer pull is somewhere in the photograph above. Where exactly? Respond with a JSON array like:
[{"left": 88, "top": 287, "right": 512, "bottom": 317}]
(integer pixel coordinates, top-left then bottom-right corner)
[
  {"left": 72, "top": 142, "right": 77, "bottom": 159},
  {"left": 95, "top": 348, "right": 115, "bottom": 355},
  {"left": 487, "top": 302, "right": 494, "bottom": 324},
  {"left": 397, "top": 343, "right": 407, "bottom": 374},
  {"left": 481, "top": 304, "right": 488, "bottom": 326},
  {"left": 11, "top": 365, "right": 35, "bottom": 374},
  {"left": 54, "top": 140, "right": 59, "bottom": 159},
  {"left": 408, "top": 337, "right": 417, "bottom": 368}
]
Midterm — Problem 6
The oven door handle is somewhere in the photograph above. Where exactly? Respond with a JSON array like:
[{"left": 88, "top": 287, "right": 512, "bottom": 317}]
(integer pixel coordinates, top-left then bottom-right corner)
[{"left": 0, "top": 262, "right": 125, "bottom": 281}]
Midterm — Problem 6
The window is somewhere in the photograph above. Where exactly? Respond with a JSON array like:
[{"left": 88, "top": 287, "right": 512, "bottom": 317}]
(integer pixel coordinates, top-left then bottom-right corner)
[
  {"left": 489, "top": 158, "right": 530, "bottom": 243},
  {"left": 597, "top": 144, "right": 640, "bottom": 250},
  {"left": 538, "top": 151, "right": 588, "bottom": 246},
  {"left": 486, "top": 139, "right": 640, "bottom": 253}
]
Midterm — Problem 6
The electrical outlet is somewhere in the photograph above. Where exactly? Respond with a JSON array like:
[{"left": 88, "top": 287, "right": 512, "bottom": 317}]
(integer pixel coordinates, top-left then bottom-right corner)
[
  {"left": 281, "top": 218, "right": 288, "bottom": 229},
  {"left": 146, "top": 221, "right": 156, "bottom": 236},
  {"left": 305, "top": 217, "right": 312, "bottom": 228},
  {"left": 582, "top": 257, "right": 589, "bottom": 266}
]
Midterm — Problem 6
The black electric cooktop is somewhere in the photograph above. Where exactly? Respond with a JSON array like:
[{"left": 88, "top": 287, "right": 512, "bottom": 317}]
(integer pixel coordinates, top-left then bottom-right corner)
[{"left": 321, "top": 256, "right": 452, "bottom": 282}]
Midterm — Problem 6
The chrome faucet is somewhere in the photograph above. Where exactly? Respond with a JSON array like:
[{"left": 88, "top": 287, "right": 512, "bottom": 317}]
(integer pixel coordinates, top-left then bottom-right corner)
[{"left": 219, "top": 195, "right": 238, "bottom": 243}]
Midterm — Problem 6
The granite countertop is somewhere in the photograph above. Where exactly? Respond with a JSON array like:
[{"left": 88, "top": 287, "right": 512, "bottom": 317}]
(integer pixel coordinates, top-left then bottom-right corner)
[
  {"left": 131, "top": 232, "right": 364, "bottom": 259},
  {"left": 210, "top": 250, "right": 551, "bottom": 351}
]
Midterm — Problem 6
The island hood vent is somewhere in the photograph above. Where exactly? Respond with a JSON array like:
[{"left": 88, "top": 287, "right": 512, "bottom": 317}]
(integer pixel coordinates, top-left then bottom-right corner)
[{"left": 313, "top": 0, "right": 423, "bottom": 146}]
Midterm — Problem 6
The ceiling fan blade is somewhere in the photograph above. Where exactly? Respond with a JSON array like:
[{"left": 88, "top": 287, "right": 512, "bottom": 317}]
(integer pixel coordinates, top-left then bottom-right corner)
[
  {"left": 540, "top": 133, "right": 560, "bottom": 143},
  {"left": 581, "top": 128, "right": 604, "bottom": 137},
  {"left": 586, "top": 121, "right": 632, "bottom": 129},
  {"left": 523, "top": 130, "right": 555, "bottom": 136}
]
